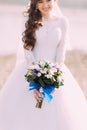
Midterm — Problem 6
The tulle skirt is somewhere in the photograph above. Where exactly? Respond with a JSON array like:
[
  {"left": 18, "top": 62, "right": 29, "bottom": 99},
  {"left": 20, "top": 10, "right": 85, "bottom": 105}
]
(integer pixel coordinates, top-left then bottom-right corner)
[{"left": 0, "top": 61, "right": 87, "bottom": 130}]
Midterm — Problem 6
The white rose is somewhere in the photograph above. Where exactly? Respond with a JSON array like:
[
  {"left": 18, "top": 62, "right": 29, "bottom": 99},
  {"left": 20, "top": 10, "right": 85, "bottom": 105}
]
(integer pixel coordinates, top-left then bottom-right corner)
[
  {"left": 49, "top": 68, "right": 57, "bottom": 75},
  {"left": 57, "top": 76, "right": 62, "bottom": 82},
  {"left": 29, "top": 65, "right": 35, "bottom": 70},
  {"left": 37, "top": 73, "right": 41, "bottom": 77},
  {"left": 46, "top": 74, "right": 52, "bottom": 79},
  {"left": 45, "top": 74, "right": 50, "bottom": 79}
]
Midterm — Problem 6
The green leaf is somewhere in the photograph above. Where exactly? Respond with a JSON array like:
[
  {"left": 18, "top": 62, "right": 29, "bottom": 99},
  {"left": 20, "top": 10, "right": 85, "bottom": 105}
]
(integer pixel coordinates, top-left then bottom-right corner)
[
  {"left": 38, "top": 78, "right": 45, "bottom": 86},
  {"left": 43, "top": 79, "right": 51, "bottom": 85}
]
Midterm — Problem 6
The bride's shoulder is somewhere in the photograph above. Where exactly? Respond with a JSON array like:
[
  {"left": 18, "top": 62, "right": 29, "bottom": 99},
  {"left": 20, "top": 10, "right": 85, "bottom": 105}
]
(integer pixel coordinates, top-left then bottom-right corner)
[
  {"left": 56, "top": 16, "right": 69, "bottom": 30},
  {"left": 60, "top": 16, "right": 69, "bottom": 25}
]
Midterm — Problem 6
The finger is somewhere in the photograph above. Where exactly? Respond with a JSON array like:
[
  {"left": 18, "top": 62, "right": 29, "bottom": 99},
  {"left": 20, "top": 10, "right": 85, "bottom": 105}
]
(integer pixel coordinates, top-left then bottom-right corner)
[
  {"left": 34, "top": 95, "right": 40, "bottom": 102},
  {"left": 38, "top": 91, "right": 42, "bottom": 97},
  {"left": 33, "top": 91, "right": 40, "bottom": 100},
  {"left": 33, "top": 90, "right": 39, "bottom": 95},
  {"left": 34, "top": 91, "right": 42, "bottom": 101},
  {"left": 34, "top": 90, "right": 42, "bottom": 97}
]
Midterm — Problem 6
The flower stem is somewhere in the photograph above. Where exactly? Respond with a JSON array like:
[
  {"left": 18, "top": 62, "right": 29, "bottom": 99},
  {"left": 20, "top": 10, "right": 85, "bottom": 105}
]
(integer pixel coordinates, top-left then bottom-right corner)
[{"left": 35, "top": 100, "right": 43, "bottom": 108}]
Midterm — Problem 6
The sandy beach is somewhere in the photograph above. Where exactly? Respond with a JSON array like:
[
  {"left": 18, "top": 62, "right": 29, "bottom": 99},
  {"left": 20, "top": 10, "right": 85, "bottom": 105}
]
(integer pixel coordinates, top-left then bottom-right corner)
[{"left": 0, "top": 50, "right": 87, "bottom": 99}]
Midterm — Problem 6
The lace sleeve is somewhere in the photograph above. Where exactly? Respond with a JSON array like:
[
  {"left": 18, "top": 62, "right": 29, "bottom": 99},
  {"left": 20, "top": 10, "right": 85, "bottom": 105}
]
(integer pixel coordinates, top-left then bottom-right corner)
[
  {"left": 55, "top": 17, "right": 69, "bottom": 66},
  {"left": 24, "top": 48, "right": 35, "bottom": 65}
]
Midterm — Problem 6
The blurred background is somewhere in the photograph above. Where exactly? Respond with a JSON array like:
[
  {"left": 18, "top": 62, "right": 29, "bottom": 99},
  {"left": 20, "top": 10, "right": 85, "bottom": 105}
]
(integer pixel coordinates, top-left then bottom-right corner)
[{"left": 0, "top": 0, "right": 87, "bottom": 98}]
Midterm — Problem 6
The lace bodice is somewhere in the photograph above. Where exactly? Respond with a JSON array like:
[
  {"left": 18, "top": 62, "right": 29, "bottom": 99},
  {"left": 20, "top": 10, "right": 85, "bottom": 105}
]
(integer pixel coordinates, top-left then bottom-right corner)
[{"left": 24, "top": 16, "right": 69, "bottom": 66}]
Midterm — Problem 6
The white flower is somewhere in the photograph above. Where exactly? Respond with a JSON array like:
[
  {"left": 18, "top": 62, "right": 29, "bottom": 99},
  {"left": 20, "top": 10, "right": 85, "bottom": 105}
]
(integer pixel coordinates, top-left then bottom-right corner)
[
  {"left": 40, "top": 68, "right": 47, "bottom": 74},
  {"left": 52, "top": 77, "right": 56, "bottom": 81},
  {"left": 45, "top": 74, "right": 52, "bottom": 79},
  {"left": 44, "top": 68, "right": 48, "bottom": 73},
  {"left": 46, "top": 75, "right": 49, "bottom": 78},
  {"left": 28, "top": 65, "right": 35, "bottom": 70},
  {"left": 49, "top": 68, "right": 57, "bottom": 75},
  {"left": 27, "top": 70, "right": 32, "bottom": 75},
  {"left": 40, "top": 70, "right": 44, "bottom": 74},
  {"left": 57, "top": 76, "right": 62, "bottom": 82},
  {"left": 49, "top": 70, "right": 54, "bottom": 75},
  {"left": 39, "top": 60, "right": 45, "bottom": 66},
  {"left": 34, "top": 64, "right": 40, "bottom": 69},
  {"left": 37, "top": 73, "right": 41, "bottom": 77}
]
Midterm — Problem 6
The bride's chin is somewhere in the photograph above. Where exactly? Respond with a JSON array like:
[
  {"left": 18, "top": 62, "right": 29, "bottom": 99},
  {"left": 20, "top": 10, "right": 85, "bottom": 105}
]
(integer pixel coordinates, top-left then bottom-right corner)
[{"left": 41, "top": 12, "right": 51, "bottom": 18}]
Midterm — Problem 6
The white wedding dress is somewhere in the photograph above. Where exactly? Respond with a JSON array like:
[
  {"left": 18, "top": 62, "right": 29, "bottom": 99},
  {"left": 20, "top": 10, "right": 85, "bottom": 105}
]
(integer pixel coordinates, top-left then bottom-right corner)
[{"left": 0, "top": 16, "right": 87, "bottom": 130}]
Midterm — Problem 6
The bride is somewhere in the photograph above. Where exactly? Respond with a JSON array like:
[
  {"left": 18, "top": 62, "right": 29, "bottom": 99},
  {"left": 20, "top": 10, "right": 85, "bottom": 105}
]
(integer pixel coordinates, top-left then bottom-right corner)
[{"left": 0, "top": 0, "right": 87, "bottom": 130}]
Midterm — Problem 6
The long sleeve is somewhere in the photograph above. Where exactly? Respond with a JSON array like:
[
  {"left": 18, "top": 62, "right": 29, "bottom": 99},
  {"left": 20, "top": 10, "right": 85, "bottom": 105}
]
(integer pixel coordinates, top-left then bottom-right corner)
[
  {"left": 55, "top": 17, "right": 69, "bottom": 66},
  {"left": 16, "top": 42, "right": 35, "bottom": 66},
  {"left": 24, "top": 48, "right": 35, "bottom": 65}
]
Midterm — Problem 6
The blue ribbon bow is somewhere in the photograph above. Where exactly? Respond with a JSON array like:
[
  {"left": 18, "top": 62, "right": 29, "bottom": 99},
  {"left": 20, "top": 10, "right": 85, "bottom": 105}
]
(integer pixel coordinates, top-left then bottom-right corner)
[{"left": 29, "top": 82, "right": 55, "bottom": 102}]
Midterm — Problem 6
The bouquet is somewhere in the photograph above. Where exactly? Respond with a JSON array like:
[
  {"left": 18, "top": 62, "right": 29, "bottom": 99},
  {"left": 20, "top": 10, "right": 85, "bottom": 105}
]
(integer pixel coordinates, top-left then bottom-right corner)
[{"left": 25, "top": 60, "right": 64, "bottom": 108}]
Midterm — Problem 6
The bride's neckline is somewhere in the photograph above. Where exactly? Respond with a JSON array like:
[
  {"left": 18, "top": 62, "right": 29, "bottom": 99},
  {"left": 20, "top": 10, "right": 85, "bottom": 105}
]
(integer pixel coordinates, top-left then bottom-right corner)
[{"left": 41, "top": 15, "right": 59, "bottom": 25}]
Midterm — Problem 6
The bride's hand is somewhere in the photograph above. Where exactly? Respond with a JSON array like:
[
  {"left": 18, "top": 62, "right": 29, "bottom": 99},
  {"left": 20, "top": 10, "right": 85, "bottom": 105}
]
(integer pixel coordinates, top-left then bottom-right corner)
[{"left": 33, "top": 89, "right": 42, "bottom": 102}]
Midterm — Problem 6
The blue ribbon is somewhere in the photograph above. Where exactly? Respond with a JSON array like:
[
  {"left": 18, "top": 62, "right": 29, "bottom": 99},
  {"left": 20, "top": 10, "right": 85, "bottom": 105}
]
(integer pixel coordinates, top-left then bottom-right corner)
[
  {"left": 29, "top": 82, "right": 55, "bottom": 102},
  {"left": 29, "top": 82, "right": 41, "bottom": 90},
  {"left": 42, "top": 85, "right": 55, "bottom": 102}
]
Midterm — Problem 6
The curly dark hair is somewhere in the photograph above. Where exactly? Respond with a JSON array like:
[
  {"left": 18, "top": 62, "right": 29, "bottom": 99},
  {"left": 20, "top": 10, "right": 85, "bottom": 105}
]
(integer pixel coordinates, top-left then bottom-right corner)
[{"left": 22, "top": 0, "right": 43, "bottom": 50}]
